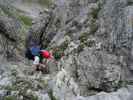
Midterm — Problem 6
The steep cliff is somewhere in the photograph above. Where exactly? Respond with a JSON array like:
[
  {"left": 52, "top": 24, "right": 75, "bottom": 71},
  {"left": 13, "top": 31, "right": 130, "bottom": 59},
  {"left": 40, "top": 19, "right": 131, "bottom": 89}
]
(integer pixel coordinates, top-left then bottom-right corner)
[{"left": 0, "top": 0, "right": 133, "bottom": 100}]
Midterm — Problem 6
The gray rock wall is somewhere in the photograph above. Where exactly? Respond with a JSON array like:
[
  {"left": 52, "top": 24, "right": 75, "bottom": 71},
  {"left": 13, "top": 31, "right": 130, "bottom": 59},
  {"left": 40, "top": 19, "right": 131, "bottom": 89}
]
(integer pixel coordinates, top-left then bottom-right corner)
[{"left": 1, "top": 0, "right": 133, "bottom": 99}]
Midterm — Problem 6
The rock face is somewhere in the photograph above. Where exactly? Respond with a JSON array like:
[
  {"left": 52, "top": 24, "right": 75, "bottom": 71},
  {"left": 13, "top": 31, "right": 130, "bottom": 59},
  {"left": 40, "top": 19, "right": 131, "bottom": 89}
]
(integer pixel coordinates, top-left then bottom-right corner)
[
  {"left": 0, "top": 16, "right": 20, "bottom": 59},
  {"left": 24, "top": 0, "right": 133, "bottom": 97},
  {"left": 43, "top": 0, "right": 133, "bottom": 97},
  {"left": 1, "top": 0, "right": 133, "bottom": 100},
  {"left": 39, "top": 0, "right": 133, "bottom": 96}
]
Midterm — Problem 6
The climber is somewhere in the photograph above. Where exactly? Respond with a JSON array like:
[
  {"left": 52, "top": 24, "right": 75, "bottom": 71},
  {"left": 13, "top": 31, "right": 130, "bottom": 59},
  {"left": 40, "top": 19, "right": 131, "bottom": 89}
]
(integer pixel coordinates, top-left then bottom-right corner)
[
  {"left": 39, "top": 50, "right": 53, "bottom": 72},
  {"left": 26, "top": 44, "right": 54, "bottom": 73}
]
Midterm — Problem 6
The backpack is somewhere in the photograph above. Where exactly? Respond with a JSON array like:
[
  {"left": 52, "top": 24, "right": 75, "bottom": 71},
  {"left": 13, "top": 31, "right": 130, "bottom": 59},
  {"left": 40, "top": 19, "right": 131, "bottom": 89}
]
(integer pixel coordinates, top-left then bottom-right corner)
[
  {"left": 25, "top": 49, "right": 34, "bottom": 60},
  {"left": 30, "top": 46, "right": 40, "bottom": 56},
  {"left": 40, "top": 50, "right": 51, "bottom": 59}
]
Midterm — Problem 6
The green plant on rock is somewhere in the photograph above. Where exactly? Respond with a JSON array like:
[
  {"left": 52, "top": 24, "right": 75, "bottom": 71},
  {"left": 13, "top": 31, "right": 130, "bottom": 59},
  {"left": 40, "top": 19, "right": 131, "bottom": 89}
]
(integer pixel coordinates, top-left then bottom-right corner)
[
  {"left": 85, "top": 40, "right": 96, "bottom": 47},
  {"left": 18, "top": 15, "right": 32, "bottom": 26},
  {"left": 113, "top": 80, "right": 128, "bottom": 91},
  {"left": 4, "top": 95, "right": 17, "bottom": 100},
  {"left": 78, "top": 37, "right": 96, "bottom": 53},
  {"left": 79, "top": 33, "right": 88, "bottom": 43},
  {"left": 91, "top": 8, "right": 100, "bottom": 19},
  {"left": 27, "top": 0, "right": 52, "bottom": 7},
  {"left": 0, "top": 6, "right": 13, "bottom": 17},
  {"left": 127, "top": 0, "right": 133, "bottom": 5},
  {"left": 79, "top": 32, "right": 96, "bottom": 45},
  {"left": 110, "top": 79, "right": 133, "bottom": 91},
  {"left": 53, "top": 48, "right": 64, "bottom": 60},
  {"left": 53, "top": 40, "right": 69, "bottom": 60},
  {"left": 48, "top": 89, "right": 58, "bottom": 100}
]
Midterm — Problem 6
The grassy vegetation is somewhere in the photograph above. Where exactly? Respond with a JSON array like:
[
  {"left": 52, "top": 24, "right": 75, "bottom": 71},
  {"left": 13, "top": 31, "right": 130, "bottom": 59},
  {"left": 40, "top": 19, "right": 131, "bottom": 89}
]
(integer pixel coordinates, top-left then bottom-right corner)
[
  {"left": 0, "top": 8, "right": 6, "bottom": 16},
  {"left": 18, "top": 15, "right": 32, "bottom": 26},
  {"left": 26, "top": 0, "right": 52, "bottom": 7},
  {"left": 38, "top": 0, "right": 52, "bottom": 6},
  {"left": 0, "top": 5, "right": 32, "bottom": 27},
  {"left": 0, "top": 6, "right": 14, "bottom": 17},
  {"left": 4, "top": 96, "right": 17, "bottom": 100}
]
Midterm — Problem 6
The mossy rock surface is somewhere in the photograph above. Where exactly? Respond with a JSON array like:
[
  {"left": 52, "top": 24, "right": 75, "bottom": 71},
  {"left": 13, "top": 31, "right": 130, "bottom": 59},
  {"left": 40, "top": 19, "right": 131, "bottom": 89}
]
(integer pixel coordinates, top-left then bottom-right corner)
[
  {"left": 4, "top": 96, "right": 17, "bottom": 100},
  {"left": 18, "top": 15, "right": 32, "bottom": 26},
  {"left": 24, "top": 0, "right": 52, "bottom": 7}
]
